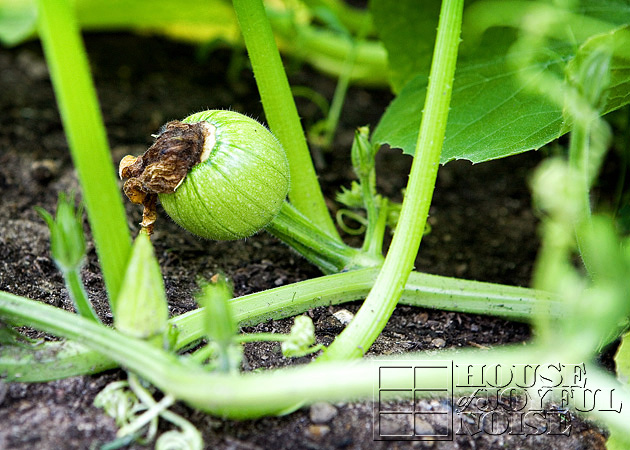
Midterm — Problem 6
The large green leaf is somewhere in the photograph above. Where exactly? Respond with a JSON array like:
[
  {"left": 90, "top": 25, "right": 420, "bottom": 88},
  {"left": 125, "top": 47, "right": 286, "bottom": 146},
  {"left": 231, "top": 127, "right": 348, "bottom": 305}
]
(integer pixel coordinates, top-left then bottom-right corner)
[
  {"left": 369, "top": 0, "right": 440, "bottom": 93},
  {"left": 373, "top": 1, "right": 630, "bottom": 164},
  {"left": 374, "top": 43, "right": 570, "bottom": 163}
]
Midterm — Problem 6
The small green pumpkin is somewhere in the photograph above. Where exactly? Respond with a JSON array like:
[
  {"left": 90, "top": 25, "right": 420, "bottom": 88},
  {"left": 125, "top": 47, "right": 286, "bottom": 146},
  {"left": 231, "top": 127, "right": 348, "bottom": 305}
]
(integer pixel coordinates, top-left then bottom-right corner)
[{"left": 119, "top": 110, "right": 290, "bottom": 240}]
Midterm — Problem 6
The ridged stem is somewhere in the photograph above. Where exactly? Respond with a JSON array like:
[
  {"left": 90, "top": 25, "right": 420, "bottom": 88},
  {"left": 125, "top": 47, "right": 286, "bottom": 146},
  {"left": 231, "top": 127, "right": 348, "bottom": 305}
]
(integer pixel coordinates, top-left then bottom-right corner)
[
  {"left": 232, "top": 0, "right": 340, "bottom": 240},
  {"left": 266, "top": 202, "right": 381, "bottom": 274},
  {"left": 321, "top": 0, "right": 465, "bottom": 360},
  {"left": 36, "top": 0, "right": 131, "bottom": 306},
  {"left": 1, "top": 271, "right": 557, "bottom": 381},
  {"left": 2, "top": 292, "right": 625, "bottom": 425}
]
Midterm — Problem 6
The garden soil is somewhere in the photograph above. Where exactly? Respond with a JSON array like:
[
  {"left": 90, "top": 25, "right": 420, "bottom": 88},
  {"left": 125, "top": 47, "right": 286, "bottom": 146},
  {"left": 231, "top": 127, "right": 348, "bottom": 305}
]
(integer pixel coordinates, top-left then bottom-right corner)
[{"left": 0, "top": 34, "right": 611, "bottom": 449}]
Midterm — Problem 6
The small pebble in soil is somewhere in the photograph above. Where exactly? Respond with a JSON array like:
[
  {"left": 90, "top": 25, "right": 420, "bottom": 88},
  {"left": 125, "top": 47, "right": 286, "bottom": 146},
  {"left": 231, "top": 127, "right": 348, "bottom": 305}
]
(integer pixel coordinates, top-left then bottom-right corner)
[
  {"left": 306, "top": 424, "right": 330, "bottom": 440},
  {"left": 414, "top": 417, "right": 436, "bottom": 436},
  {"left": 378, "top": 413, "right": 413, "bottom": 436},
  {"left": 332, "top": 309, "right": 354, "bottom": 325},
  {"left": 431, "top": 338, "right": 446, "bottom": 348},
  {"left": 416, "top": 312, "right": 429, "bottom": 324},
  {"left": 309, "top": 402, "right": 338, "bottom": 424}
]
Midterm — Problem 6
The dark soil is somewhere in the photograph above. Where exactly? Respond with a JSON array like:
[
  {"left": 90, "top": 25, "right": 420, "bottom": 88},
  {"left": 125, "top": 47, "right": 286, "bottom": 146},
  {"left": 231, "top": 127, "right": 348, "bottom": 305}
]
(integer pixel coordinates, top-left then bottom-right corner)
[{"left": 0, "top": 34, "right": 609, "bottom": 449}]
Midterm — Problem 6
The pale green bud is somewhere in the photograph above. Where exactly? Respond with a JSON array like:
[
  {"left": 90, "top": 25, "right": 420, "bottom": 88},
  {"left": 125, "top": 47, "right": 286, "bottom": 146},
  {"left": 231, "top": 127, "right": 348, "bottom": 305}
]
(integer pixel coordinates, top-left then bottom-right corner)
[
  {"left": 115, "top": 232, "right": 169, "bottom": 343},
  {"left": 35, "top": 193, "right": 86, "bottom": 273},
  {"left": 196, "top": 274, "right": 236, "bottom": 348}
]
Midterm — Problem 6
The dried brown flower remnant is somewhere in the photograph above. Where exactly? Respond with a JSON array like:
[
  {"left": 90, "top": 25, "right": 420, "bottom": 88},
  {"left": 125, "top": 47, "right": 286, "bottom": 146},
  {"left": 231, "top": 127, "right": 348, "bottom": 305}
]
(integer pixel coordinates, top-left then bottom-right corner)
[{"left": 119, "top": 120, "right": 216, "bottom": 234}]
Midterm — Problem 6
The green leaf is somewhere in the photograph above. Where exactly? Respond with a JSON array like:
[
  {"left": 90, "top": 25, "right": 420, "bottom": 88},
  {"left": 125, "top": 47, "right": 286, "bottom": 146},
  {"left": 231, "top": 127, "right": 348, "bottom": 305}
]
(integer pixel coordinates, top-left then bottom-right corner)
[
  {"left": 373, "top": 47, "right": 567, "bottom": 163},
  {"left": 369, "top": 0, "right": 440, "bottom": 93},
  {"left": 0, "top": 0, "right": 37, "bottom": 46},
  {"left": 373, "top": 2, "right": 630, "bottom": 164}
]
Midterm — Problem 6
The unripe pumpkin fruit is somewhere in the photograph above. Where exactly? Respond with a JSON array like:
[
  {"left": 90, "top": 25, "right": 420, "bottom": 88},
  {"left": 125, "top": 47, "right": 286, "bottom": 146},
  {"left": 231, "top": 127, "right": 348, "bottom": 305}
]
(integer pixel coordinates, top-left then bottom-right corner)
[{"left": 120, "top": 110, "right": 290, "bottom": 240}]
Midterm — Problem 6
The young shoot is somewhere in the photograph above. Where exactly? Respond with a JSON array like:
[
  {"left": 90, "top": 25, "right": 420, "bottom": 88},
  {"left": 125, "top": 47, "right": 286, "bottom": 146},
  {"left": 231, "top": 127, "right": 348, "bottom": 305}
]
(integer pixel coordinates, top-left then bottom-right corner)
[
  {"left": 196, "top": 274, "right": 241, "bottom": 373},
  {"left": 35, "top": 193, "right": 99, "bottom": 322},
  {"left": 280, "top": 315, "right": 323, "bottom": 358},
  {"left": 235, "top": 315, "right": 323, "bottom": 358},
  {"left": 93, "top": 380, "right": 150, "bottom": 439},
  {"left": 95, "top": 375, "right": 203, "bottom": 449},
  {"left": 349, "top": 126, "right": 383, "bottom": 256}
]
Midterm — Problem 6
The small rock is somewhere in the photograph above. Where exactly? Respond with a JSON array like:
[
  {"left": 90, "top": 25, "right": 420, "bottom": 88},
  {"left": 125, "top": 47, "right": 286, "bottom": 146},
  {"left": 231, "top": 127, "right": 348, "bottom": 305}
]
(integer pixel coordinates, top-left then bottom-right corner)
[
  {"left": 416, "top": 312, "right": 429, "bottom": 324},
  {"left": 431, "top": 338, "right": 446, "bottom": 348},
  {"left": 378, "top": 414, "right": 413, "bottom": 436},
  {"left": 306, "top": 424, "right": 330, "bottom": 440},
  {"left": 309, "top": 401, "right": 338, "bottom": 424},
  {"left": 414, "top": 417, "right": 435, "bottom": 436},
  {"left": 332, "top": 309, "right": 354, "bottom": 325}
]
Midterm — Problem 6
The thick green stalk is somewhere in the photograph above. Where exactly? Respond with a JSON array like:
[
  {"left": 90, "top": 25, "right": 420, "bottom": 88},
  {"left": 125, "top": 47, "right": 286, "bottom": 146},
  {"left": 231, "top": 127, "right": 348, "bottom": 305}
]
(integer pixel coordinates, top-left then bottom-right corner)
[
  {"left": 36, "top": 0, "right": 131, "bottom": 306},
  {"left": 1, "top": 292, "right": 627, "bottom": 425},
  {"left": 232, "top": 0, "right": 340, "bottom": 240},
  {"left": 174, "top": 268, "right": 557, "bottom": 348},
  {"left": 266, "top": 202, "right": 380, "bottom": 273},
  {"left": 1, "top": 271, "right": 557, "bottom": 381},
  {"left": 321, "top": 0, "right": 465, "bottom": 360},
  {"left": 362, "top": 197, "right": 387, "bottom": 257},
  {"left": 0, "top": 339, "right": 117, "bottom": 381}
]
